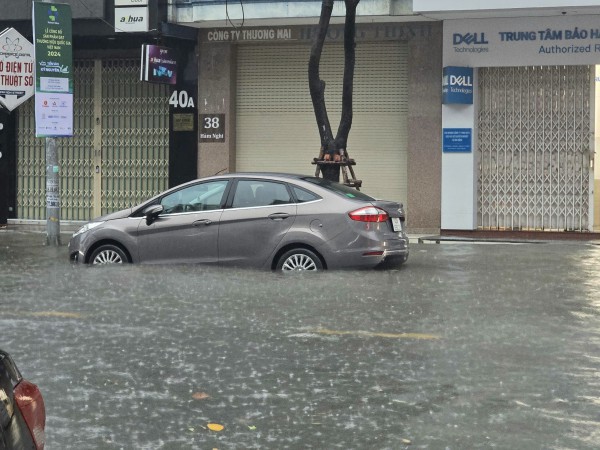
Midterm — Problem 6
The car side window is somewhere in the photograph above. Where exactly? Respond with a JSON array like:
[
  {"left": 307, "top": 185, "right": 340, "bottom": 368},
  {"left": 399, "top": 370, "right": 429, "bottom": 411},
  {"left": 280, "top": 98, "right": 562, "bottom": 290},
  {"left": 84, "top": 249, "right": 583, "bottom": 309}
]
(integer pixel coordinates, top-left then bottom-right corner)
[
  {"left": 161, "top": 180, "right": 228, "bottom": 214},
  {"left": 292, "top": 186, "right": 320, "bottom": 203},
  {"left": 232, "top": 180, "right": 292, "bottom": 208}
]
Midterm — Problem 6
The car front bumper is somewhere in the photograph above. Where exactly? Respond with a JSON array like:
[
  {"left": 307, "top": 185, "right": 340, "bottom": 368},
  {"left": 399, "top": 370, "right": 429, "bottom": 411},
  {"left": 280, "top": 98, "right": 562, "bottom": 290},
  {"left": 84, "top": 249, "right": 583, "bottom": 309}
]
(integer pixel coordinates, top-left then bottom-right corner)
[{"left": 68, "top": 233, "right": 89, "bottom": 264}]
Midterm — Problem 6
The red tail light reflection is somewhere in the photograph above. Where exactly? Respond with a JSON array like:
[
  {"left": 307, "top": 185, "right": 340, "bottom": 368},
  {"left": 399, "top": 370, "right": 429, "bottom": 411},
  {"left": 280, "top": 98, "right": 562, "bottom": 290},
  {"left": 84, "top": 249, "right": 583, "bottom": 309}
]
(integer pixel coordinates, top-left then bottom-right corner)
[{"left": 14, "top": 380, "right": 46, "bottom": 450}]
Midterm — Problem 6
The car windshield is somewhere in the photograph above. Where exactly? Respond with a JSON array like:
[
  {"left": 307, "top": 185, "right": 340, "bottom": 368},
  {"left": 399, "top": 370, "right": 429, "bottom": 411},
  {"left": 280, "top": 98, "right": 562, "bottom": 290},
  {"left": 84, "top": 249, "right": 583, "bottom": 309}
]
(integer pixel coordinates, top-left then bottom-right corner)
[{"left": 301, "top": 176, "right": 375, "bottom": 201}]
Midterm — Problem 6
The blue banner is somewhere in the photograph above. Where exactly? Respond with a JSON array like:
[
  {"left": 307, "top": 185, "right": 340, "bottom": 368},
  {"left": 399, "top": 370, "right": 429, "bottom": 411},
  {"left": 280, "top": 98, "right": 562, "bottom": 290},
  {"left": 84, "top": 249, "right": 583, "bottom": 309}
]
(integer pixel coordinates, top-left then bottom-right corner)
[
  {"left": 442, "top": 66, "right": 473, "bottom": 104},
  {"left": 443, "top": 128, "right": 472, "bottom": 153}
]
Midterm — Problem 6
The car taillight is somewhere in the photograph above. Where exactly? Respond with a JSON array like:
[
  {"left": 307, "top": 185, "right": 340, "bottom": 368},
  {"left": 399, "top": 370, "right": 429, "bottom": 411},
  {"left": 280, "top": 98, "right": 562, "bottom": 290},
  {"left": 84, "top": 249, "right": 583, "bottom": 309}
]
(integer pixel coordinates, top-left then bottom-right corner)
[
  {"left": 14, "top": 380, "right": 46, "bottom": 450},
  {"left": 348, "top": 206, "right": 389, "bottom": 222}
]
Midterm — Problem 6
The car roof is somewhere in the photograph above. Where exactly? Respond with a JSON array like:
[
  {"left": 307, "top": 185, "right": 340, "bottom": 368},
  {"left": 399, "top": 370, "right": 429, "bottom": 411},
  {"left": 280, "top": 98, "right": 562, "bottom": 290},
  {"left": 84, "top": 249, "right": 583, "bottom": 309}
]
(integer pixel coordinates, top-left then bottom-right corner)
[
  {"left": 210, "top": 172, "right": 307, "bottom": 180},
  {"left": 147, "top": 173, "right": 313, "bottom": 203}
]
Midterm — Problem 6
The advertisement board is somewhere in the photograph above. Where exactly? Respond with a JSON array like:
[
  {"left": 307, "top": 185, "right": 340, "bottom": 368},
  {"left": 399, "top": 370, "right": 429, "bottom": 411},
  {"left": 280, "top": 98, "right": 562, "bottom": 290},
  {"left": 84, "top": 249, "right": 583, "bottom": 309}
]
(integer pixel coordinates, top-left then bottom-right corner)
[
  {"left": 442, "top": 66, "right": 473, "bottom": 104},
  {"left": 32, "top": 1, "right": 73, "bottom": 137},
  {"left": 445, "top": 15, "right": 600, "bottom": 67},
  {"left": 115, "top": 6, "right": 148, "bottom": 33},
  {"left": 140, "top": 45, "right": 177, "bottom": 85}
]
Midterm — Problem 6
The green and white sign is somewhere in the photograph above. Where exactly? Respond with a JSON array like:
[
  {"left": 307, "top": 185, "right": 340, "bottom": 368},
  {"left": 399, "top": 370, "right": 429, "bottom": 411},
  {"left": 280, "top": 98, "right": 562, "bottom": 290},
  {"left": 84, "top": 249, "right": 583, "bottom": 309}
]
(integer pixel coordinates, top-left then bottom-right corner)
[{"left": 32, "top": 1, "right": 73, "bottom": 137}]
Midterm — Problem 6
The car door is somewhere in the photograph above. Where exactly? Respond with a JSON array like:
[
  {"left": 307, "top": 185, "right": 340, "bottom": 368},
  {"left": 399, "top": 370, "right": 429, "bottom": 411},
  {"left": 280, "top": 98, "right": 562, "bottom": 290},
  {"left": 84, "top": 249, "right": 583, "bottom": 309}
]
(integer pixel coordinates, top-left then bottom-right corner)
[
  {"left": 137, "top": 179, "right": 229, "bottom": 264},
  {"left": 218, "top": 179, "right": 297, "bottom": 268}
]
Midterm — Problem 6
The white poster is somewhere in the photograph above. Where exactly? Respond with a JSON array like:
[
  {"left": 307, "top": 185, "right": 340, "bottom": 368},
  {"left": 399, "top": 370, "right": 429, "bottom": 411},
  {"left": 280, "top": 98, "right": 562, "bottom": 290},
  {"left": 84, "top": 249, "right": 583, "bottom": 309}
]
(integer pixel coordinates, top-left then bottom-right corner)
[{"left": 35, "top": 92, "right": 73, "bottom": 137}]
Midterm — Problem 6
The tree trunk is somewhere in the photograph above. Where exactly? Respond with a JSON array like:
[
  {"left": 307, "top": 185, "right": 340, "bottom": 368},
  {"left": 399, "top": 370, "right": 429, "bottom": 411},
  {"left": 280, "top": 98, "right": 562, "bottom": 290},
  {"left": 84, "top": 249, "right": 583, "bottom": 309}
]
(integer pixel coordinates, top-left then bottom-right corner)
[
  {"left": 335, "top": 0, "right": 359, "bottom": 152},
  {"left": 309, "top": 0, "right": 360, "bottom": 183},
  {"left": 308, "top": 0, "right": 337, "bottom": 180}
]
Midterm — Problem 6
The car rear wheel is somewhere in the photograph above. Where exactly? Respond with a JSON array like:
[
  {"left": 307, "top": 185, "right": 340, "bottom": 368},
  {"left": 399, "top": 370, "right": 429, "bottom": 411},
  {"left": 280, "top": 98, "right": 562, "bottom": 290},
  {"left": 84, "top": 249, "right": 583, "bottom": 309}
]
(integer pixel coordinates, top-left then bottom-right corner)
[
  {"left": 276, "top": 249, "right": 323, "bottom": 272},
  {"left": 90, "top": 245, "right": 128, "bottom": 265}
]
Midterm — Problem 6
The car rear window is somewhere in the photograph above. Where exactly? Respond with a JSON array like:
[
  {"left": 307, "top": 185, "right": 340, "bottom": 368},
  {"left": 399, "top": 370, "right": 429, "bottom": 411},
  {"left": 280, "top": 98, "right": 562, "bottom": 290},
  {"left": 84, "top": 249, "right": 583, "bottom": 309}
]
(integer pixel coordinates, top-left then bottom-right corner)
[
  {"left": 292, "top": 186, "right": 320, "bottom": 203},
  {"left": 232, "top": 180, "right": 293, "bottom": 207},
  {"left": 301, "top": 177, "right": 375, "bottom": 201}
]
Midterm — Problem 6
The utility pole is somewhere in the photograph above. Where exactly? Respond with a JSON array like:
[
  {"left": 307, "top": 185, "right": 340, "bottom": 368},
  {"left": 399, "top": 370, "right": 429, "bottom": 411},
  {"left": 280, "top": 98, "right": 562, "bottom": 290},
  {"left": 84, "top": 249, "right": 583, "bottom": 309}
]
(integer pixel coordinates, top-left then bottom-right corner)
[
  {"left": 45, "top": 135, "right": 60, "bottom": 246},
  {"left": 42, "top": 0, "right": 60, "bottom": 246}
]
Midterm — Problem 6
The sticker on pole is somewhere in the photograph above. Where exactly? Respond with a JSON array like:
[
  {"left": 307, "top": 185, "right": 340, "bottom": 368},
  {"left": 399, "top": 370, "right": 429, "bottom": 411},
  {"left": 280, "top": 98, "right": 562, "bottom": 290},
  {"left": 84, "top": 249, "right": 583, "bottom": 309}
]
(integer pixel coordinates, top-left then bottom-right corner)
[{"left": 0, "top": 28, "right": 35, "bottom": 111}]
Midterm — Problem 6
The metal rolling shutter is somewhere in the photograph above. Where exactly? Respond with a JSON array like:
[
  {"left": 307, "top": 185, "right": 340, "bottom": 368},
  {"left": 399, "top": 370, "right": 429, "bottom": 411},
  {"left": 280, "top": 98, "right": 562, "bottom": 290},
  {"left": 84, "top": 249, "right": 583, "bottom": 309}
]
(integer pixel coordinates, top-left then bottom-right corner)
[
  {"left": 236, "top": 41, "right": 408, "bottom": 203},
  {"left": 478, "top": 66, "right": 593, "bottom": 231},
  {"left": 17, "top": 59, "right": 168, "bottom": 221}
]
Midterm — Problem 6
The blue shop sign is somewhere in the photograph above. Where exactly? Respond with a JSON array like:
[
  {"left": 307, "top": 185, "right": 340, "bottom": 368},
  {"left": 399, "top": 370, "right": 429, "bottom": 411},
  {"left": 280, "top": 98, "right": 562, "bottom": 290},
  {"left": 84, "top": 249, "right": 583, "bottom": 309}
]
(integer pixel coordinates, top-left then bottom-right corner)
[
  {"left": 442, "top": 66, "right": 473, "bottom": 104},
  {"left": 443, "top": 128, "right": 472, "bottom": 153}
]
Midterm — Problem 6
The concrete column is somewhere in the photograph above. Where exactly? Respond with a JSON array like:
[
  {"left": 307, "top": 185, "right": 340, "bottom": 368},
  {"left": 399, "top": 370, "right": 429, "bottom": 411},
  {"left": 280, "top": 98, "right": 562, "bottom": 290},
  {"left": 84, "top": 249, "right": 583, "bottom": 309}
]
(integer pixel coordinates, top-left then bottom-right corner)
[
  {"left": 407, "top": 23, "right": 443, "bottom": 233},
  {"left": 440, "top": 98, "right": 478, "bottom": 231},
  {"left": 198, "top": 42, "right": 236, "bottom": 177},
  {"left": 594, "top": 65, "right": 600, "bottom": 231}
]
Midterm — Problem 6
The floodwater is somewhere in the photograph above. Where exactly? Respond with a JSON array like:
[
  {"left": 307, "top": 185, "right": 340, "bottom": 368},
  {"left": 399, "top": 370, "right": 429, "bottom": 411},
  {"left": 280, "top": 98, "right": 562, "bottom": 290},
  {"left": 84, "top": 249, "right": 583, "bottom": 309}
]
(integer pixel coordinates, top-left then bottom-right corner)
[{"left": 1, "top": 230, "right": 600, "bottom": 449}]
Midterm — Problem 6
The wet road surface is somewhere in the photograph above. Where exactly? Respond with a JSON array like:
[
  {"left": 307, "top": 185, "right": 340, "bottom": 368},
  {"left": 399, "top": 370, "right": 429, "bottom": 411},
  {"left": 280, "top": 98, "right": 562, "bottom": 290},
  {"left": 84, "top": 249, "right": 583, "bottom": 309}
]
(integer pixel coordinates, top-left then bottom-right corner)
[{"left": 1, "top": 230, "right": 600, "bottom": 449}]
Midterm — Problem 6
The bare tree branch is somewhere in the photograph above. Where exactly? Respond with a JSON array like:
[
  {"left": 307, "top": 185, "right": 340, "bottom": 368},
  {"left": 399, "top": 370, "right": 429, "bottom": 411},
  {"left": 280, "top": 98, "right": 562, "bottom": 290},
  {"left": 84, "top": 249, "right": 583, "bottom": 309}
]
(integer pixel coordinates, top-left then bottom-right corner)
[{"left": 308, "top": 0, "right": 335, "bottom": 155}]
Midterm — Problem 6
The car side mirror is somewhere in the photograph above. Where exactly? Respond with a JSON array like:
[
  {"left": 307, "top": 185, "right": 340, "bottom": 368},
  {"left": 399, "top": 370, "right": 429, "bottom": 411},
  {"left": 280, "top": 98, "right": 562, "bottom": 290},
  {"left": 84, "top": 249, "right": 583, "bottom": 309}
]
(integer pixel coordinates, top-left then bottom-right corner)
[{"left": 143, "top": 204, "right": 164, "bottom": 225}]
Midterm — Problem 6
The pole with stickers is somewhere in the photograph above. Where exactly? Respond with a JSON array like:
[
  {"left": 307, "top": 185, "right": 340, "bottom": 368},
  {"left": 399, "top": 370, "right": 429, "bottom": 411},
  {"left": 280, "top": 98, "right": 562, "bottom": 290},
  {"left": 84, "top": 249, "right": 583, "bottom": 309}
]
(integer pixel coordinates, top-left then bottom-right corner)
[{"left": 33, "top": 0, "right": 74, "bottom": 245}]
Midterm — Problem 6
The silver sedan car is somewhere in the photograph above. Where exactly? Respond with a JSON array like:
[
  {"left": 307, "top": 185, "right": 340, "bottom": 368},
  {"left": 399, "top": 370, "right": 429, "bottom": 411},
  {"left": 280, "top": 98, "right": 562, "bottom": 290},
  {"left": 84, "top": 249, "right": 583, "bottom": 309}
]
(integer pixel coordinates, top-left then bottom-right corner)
[{"left": 68, "top": 173, "right": 409, "bottom": 271}]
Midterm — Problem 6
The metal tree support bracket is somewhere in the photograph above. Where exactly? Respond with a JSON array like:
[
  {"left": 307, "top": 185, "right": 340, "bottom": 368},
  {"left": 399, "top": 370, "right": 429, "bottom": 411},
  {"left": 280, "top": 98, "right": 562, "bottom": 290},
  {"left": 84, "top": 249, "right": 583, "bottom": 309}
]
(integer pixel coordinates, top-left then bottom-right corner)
[{"left": 312, "top": 157, "right": 362, "bottom": 189}]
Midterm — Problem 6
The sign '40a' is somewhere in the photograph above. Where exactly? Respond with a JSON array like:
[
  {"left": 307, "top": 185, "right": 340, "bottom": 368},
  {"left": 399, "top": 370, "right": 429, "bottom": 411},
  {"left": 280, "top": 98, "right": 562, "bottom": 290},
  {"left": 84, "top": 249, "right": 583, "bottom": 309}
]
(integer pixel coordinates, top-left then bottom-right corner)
[{"left": 0, "top": 27, "right": 35, "bottom": 111}]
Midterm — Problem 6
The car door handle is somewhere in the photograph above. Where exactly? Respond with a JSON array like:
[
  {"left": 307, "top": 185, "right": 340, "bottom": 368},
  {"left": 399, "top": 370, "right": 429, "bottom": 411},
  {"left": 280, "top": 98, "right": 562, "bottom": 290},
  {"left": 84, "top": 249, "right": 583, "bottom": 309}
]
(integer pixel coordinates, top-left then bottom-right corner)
[
  {"left": 268, "top": 213, "right": 290, "bottom": 221},
  {"left": 193, "top": 219, "right": 213, "bottom": 226}
]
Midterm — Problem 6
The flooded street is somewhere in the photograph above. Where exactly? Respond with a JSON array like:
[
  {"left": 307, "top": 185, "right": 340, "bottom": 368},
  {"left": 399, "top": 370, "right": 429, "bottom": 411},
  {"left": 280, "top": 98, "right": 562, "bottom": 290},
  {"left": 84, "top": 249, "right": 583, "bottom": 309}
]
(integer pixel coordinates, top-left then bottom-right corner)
[{"left": 1, "top": 230, "right": 600, "bottom": 449}]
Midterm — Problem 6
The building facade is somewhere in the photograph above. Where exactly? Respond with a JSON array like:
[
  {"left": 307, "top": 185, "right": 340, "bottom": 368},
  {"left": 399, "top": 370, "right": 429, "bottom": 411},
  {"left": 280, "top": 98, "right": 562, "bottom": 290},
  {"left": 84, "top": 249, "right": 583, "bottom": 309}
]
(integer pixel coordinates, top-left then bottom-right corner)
[
  {"left": 415, "top": 0, "right": 600, "bottom": 232},
  {"left": 172, "top": 0, "right": 443, "bottom": 232},
  {"left": 0, "top": 0, "right": 196, "bottom": 224},
  {"left": 5, "top": 1, "right": 600, "bottom": 235}
]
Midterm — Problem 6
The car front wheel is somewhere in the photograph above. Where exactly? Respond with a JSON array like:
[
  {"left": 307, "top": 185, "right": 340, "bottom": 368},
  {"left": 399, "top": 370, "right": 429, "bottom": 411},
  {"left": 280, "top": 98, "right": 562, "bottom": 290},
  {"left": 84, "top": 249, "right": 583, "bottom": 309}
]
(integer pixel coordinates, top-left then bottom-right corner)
[
  {"left": 276, "top": 249, "right": 323, "bottom": 272},
  {"left": 90, "top": 244, "right": 128, "bottom": 265}
]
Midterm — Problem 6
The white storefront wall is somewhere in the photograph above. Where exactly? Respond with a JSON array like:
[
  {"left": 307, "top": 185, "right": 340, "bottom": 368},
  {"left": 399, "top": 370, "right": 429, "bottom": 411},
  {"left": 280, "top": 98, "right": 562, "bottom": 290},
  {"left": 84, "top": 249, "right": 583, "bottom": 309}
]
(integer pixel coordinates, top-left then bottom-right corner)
[
  {"left": 416, "top": 0, "right": 600, "bottom": 12},
  {"left": 442, "top": 14, "right": 600, "bottom": 229}
]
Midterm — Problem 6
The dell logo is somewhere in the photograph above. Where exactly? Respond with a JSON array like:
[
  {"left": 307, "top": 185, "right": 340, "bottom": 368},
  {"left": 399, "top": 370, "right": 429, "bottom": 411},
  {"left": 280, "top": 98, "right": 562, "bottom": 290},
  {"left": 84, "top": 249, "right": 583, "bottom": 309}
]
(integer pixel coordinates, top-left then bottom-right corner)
[
  {"left": 453, "top": 33, "right": 489, "bottom": 45},
  {"left": 450, "top": 75, "right": 473, "bottom": 87}
]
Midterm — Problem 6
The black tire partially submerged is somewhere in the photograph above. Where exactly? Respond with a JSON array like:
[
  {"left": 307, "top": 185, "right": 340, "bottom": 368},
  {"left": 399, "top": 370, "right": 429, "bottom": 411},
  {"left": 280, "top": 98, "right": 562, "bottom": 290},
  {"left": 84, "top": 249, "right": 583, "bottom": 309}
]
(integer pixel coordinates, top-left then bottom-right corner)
[
  {"left": 90, "top": 244, "right": 128, "bottom": 265},
  {"left": 276, "top": 248, "right": 323, "bottom": 272}
]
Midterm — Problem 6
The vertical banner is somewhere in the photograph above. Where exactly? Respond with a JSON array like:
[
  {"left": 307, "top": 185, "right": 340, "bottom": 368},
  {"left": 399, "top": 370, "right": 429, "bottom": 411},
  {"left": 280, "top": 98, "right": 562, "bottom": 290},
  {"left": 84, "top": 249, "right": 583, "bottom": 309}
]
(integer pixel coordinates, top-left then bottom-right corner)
[
  {"left": 140, "top": 45, "right": 177, "bottom": 85},
  {"left": 32, "top": 1, "right": 73, "bottom": 137}
]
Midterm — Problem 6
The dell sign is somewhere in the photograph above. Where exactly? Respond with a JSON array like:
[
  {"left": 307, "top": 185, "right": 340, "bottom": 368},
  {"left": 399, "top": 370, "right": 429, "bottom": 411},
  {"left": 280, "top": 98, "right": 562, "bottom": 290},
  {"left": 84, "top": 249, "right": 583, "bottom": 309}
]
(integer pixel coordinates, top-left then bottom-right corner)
[
  {"left": 442, "top": 66, "right": 474, "bottom": 104},
  {"left": 452, "top": 32, "right": 489, "bottom": 46}
]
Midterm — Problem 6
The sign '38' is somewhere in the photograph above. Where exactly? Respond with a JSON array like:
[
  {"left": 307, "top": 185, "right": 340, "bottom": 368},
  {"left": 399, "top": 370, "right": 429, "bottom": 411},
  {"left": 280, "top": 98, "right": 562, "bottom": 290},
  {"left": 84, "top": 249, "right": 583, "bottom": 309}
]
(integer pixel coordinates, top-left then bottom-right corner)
[
  {"left": 203, "top": 116, "right": 220, "bottom": 129},
  {"left": 199, "top": 114, "right": 225, "bottom": 143}
]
